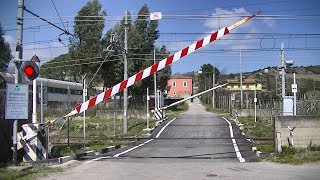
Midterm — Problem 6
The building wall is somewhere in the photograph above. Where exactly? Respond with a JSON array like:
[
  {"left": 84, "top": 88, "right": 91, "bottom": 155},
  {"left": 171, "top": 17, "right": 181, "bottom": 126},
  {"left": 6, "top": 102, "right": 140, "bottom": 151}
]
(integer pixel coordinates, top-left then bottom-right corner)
[
  {"left": 167, "top": 78, "right": 192, "bottom": 98},
  {"left": 275, "top": 116, "right": 320, "bottom": 148},
  {"left": 226, "top": 83, "right": 262, "bottom": 91}
]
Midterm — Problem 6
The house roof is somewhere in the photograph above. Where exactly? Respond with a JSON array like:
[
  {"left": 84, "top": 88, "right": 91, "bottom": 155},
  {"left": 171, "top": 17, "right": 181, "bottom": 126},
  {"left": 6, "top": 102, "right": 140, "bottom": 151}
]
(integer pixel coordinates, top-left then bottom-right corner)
[{"left": 170, "top": 75, "right": 192, "bottom": 79}]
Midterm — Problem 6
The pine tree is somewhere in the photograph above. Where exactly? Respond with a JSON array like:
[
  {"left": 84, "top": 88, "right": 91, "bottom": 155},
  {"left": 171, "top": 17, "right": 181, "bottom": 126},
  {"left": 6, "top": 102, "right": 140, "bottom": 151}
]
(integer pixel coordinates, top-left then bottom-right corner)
[{"left": 69, "top": 0, "right": 106, "bottom": 83}]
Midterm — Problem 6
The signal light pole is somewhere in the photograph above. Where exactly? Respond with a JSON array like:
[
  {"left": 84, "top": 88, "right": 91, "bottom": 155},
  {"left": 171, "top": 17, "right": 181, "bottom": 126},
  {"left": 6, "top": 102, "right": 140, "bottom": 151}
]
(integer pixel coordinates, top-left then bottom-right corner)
[
  {"left": 31, "top": 55, "right": 40, "bottom": 123},
  {"left": 123, "top": 10, "right": 128, "bottom": 133}
]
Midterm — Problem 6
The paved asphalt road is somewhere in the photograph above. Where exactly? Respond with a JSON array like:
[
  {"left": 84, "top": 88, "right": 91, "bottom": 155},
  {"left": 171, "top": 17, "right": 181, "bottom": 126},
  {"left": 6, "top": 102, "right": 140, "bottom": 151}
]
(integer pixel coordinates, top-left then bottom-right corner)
[
  {"left": 40, "top": 98, "right": 320, "bottom": 180},
  {"left": 113, "top": 98, "right": 257, "bottom": 162}
]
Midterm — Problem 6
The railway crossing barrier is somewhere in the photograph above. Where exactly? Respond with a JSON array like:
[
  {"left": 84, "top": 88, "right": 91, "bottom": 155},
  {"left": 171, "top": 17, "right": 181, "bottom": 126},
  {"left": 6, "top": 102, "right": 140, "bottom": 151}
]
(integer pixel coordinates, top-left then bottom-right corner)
[{"left": 14, "top": 12, "right": 259, "bottom": 162}]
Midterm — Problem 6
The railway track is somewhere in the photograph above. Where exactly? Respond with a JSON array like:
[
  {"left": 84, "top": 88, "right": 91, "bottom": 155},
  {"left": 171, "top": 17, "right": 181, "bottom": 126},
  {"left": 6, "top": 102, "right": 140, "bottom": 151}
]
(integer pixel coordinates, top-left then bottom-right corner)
[
  {"left": 50, "top": 136, "right": 147, "bottom": 145},
  {"left": 50, "top": 136, "right": 274, "bottom": 145}
]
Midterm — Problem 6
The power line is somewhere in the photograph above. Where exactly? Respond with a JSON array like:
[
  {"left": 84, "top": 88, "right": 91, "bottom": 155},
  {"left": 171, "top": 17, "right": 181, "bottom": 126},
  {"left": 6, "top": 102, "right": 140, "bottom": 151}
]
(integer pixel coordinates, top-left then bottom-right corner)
[
  {"left": 163, "top": 0, "right": 292, "bottom": 14},
  {"left": 43, "top": 56, "right": 103, "bottom": 65},
  {"left": 40, "top": 59, "right": 120, "bottom": 69},
  {"left": 23, "top": 7, "right": 73, "bottom": 36},
  {"left": 50, "top": 0, "right": 66, "bottom": 31},
  {"left": 38, "top": 47, "right": 320, "bottom": 69}
]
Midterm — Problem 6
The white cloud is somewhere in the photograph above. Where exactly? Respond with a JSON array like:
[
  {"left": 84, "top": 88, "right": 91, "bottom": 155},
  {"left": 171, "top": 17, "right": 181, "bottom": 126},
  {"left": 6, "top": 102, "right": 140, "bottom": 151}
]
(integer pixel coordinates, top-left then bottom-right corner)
[
  {"left": 203, "top": 8, "right": 275, "bottom": 50},
  {"left": 3, "top": 34, "right": 15, "bottom": 45},
  {"left": 204, "top": 8, "right": 249, "bottom": 31},
  {"left": 164, "top": 41, "right": 192, "bottom": 53},
  {"left": 262, "top": 17, "right": 275, "bottom": 28}
]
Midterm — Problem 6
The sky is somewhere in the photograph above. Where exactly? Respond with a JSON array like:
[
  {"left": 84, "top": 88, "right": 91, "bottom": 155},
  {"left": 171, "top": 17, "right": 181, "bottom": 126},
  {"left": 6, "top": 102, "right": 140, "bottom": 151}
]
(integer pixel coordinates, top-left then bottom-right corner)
[{"left": 1, "top": 0, "right": 320, "bottom": 75}]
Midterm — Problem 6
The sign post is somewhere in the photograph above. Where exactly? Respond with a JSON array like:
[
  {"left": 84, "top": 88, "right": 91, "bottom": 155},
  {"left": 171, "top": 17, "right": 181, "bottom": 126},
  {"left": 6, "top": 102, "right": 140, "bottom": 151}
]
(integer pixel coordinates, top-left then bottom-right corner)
[{"left": 292, "top": 73, "right": 298, "bottom": 116}]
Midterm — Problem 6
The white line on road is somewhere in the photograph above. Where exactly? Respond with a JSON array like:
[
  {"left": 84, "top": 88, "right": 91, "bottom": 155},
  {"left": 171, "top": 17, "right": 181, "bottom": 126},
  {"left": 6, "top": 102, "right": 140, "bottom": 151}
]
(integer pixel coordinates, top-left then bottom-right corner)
[
  {"left": 222, "top": 116, "right": 246, "bottom": 163},
  {"left": 113, "top": 139, "right": 154, "bottom": 157},
  {"left": 84, "top": 117, "right": 177, "bottom": 163},
  {"left": 83, "top": 157, "right": 109, "bottom": 164},
  {"left": 114, "top": 117, "right": 176, "bottom": 157},
  {"left": 155, "top": 118, "right": 176, "bottom": 138}
]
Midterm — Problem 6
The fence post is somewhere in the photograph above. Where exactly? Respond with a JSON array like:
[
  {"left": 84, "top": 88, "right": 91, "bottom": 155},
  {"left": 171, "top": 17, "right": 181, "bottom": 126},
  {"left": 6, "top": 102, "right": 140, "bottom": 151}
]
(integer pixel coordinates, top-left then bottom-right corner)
[{"left": 276, "top": 132, "right": 282, "bottom": 152}]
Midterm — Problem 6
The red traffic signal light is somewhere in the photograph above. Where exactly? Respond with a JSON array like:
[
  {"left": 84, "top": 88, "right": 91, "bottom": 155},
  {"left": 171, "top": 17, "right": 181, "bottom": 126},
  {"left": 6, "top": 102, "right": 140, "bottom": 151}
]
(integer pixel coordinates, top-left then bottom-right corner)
[
  {"left": 20, "top": 61, "right": 39, "bottom": 81},
  {"left": 24, "top": 66, "right": 35, "bottom": 76}
]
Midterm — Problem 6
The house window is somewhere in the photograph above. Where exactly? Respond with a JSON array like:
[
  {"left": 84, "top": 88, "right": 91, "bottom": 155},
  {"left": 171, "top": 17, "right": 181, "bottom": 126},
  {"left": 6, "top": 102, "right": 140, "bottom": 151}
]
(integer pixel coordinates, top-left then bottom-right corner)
[
  {"left": 173, "top": 92, "right": 176, "bottom": 95},
  {"left": 172, "top": 81, "right": 176, "bottom": 87},
  {"left": 183, "top": 81, "right": 187, "bottom": 87}
]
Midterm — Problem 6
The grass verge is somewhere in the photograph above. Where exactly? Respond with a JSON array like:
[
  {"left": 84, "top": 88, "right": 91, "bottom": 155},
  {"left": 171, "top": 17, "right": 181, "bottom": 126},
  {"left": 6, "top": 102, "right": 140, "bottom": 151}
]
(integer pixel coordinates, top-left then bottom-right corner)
[
  {"left": 238, "top": 116, "right": 320, "bottom": 164},
  {"left": 268, "top": 146, "right": 320, "bottom": 164},
  {"left": 165, "top": 102, "right": 189, "bottom": 117},
  {"left": 201, "top": 102, "right": 232, "bottom": 119},
  {"left": 0, "top": 165, "right": 62, "bottom": 180},
  {"left": 50, "top": 117, "right": 155, "bottom": 157},
  {"left": 238, "top": 116, "right": 274, "bottom": 138},
  {"left": 50, "top": 117, "right": 156, "bottom": 137},
  {"left": 238, "top": 116, "right": 275, "bottom": 154}
]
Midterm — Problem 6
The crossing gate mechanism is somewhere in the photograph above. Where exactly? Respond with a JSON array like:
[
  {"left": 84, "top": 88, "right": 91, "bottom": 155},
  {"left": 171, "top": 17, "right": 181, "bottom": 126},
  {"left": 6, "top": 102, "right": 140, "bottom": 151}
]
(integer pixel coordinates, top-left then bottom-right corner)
[
  {"left": 16, "top": 12, "right": 260, "bottom": 161},
  {"left": 152, "top": 108, "right": 163, "bottom": 120},
  {"left": 17, "top": 123, "right": 48, "bottom": 162}
]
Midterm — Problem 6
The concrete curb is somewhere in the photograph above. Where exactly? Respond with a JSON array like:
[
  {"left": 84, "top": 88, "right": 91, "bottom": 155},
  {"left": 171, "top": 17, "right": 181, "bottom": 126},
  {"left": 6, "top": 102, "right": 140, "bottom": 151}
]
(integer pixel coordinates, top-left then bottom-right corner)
[
  {"left": 155, "top": 117, "right": 168, "bottom": 126},
  {"left": 100, "top": 145, "right": 121, "bottom": 154},
  {"left": 58, "top": 155, "right": 76, "bottom": 164},
  {"left": 75, "top": 150, "right": 96, "bottom": 159}
]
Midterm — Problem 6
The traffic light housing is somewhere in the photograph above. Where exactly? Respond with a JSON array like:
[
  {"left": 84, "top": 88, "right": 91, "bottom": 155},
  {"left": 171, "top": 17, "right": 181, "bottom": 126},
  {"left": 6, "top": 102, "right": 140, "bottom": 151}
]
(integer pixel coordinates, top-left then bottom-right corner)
[{"left": 20, "top": 61, "right": 39, "bottom": 81}]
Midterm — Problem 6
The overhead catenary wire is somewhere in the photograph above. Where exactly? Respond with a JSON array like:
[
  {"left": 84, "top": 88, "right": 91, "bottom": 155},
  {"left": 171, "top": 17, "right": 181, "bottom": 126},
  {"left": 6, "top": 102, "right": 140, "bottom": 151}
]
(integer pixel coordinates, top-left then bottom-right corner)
[
  {"left": 3, "top": 13, "right": 320, "bottom": 32},
  {"left": 39, "top": 50, "right": 319, "bottom": 70},
  {"left": 23, "top": 7, "right": 73, "bottom": 36},
  {"left": 50, "top": 0, "right": 66, "bottom": 31}
]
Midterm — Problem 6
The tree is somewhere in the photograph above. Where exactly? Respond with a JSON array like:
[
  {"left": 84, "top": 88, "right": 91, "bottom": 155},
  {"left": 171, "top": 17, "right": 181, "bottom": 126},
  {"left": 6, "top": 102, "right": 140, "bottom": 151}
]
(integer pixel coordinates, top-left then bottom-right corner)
[
  {"left": 40, "top": 54, "right": 72, "bottom": 80},
  {"left": 101, "top": 4, "right": 171, "bottom": 96},
  {"left": 156, "top": 46, "right": 171, "bottom": 92},
  {"left": 0, "top": 23, "right": 11, "bottom": 72},
  {"left": 68, "top": 0, "right": 106, "bottom": 84},
  {"left": 100, "top": 21, "right": 128, "bottom": 89},
  {"left": 198, "top": 64, "right": 220, "bottom": 104},
  {"left": 128, "top": 4, "right": 169, "bottom": 95}
]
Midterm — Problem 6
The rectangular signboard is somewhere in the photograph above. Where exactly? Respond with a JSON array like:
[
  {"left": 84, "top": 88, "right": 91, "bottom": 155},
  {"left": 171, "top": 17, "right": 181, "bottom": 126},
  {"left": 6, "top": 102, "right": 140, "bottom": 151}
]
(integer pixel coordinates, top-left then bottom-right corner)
[
  {"left": 150, "top": 12, "right": 162, "bottom": 20},
  {"left": 283, "top": 96, "right": 294, "bottom": 116},
  {"left": 5, "top": 83, "right": 29, "bottom": 119}
]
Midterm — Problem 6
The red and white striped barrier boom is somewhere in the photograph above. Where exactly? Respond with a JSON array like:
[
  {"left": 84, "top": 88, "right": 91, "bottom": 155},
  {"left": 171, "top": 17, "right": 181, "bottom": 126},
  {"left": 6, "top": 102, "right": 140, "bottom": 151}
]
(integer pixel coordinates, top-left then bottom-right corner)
[{"left": 64, "top": 11, "right": 260, "bottom": 117}]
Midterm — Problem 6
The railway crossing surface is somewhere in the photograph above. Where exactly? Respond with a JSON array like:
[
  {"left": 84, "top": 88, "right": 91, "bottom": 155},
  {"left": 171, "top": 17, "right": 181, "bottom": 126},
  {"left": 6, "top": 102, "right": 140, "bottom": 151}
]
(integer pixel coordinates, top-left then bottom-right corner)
[
  {"left": 40, "top": 98, "right": 320, "bottom": 180},
  {"left": 111, "top": 98, "right": 257, "bottom": 162}
]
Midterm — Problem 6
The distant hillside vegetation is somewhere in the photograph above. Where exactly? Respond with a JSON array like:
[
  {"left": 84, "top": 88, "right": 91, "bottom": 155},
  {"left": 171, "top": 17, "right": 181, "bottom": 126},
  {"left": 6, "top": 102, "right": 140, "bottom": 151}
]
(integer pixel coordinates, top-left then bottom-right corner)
[{"left": 175, "top": 65, "right": 320, "bottom": 93}]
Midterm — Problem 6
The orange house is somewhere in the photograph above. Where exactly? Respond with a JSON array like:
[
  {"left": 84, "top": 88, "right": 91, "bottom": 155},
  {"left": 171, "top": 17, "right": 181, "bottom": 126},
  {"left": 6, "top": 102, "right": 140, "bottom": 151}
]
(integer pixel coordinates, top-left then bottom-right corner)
[{"left": 167, "top": 75, "right": 193, "bottom": 98}]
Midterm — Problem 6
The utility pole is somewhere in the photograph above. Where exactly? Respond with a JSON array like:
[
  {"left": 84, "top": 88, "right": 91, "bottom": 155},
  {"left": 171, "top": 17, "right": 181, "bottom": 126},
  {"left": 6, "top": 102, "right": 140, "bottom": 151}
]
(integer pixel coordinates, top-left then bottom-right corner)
[
  {"left": 154, "top": 49, "right": 157, "bottom": 109},
  {"left": 123, "top": 10, "right": 128, "bottom": 133},
  {"left": 212, "top": 70, "right": 215, "bottom": 109},
  {"left": 83, "top": 77, "right": 87, "bottom": 147},
  {"left": 13, "top": 0, "right": 24, "bottom": 164},
  {"left": 254, "top": 85, "right": 257, "bottom": 122},
  {"left": 240, "top": 49, "right": 243, "bottom": 110},
  {"left": 280, "top": 42, "right": 286, "bottom": 98}
]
